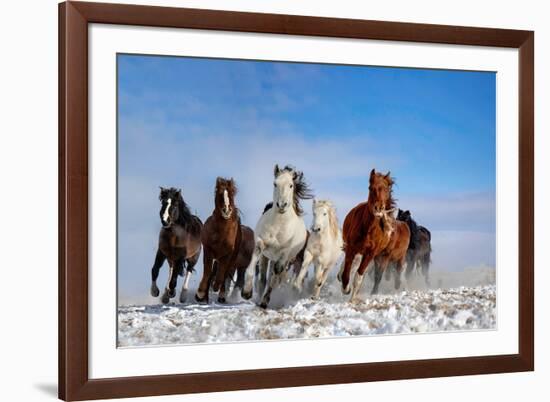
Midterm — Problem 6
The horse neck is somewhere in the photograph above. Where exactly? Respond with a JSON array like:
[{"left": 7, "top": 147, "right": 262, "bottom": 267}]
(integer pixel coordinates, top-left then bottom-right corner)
[
  {"left": 270, "top": 205, "right": 300, "bottom": 227},
  {"left": 174, "top": 201, "right": 192, "bottom": 226}
]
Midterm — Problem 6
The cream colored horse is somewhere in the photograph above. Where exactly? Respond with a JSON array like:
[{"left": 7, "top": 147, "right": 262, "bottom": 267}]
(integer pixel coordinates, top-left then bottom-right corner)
[{"left": 294, "top": 199, "right": 343, "bottom": 299}]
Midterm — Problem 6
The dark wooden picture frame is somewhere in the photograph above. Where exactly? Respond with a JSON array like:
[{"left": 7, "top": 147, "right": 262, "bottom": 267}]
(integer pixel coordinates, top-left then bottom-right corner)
[{"left": 59, "top": 1, "right": 534, "bottom": 400}]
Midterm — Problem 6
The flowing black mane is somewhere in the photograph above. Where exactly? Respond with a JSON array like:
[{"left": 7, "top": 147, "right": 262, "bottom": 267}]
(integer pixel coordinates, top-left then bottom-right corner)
[
  {"left": 275, "top": 164, "right": 314, "bottom": 216},
  {"left": 159, "top": 187, "right": 202, "bottom": 234}
]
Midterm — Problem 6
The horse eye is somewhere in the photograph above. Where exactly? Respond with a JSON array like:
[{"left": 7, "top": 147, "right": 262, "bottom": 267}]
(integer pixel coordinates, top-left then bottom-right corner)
[
  {"left": 290, "top": 184, "right": 293, "bottom": 189},
  {"left": 324, "top": 213, "right": 327, "bottom": 216},
  {"left": 273, "top": 183, "right": 276, "bottom": 187}
]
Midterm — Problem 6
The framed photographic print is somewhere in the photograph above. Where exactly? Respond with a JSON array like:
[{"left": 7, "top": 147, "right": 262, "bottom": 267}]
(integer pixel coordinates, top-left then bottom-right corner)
[{"left": 59, "top": 1, "right": 534, "bottom": 400}]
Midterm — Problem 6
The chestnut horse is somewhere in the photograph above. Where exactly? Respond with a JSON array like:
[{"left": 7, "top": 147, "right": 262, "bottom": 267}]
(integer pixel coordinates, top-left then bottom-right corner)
[
  {"left": 150, "top": 187, "right": 203, "bottom": 304},
  {"left": 195, "top": 177, "right": 254, "bottom": 303},
  {"left": 338, "top": 169, "right": 409, "bottom": 301},
  {"left": 372, "top": 209, "right": 411, "bottom": 294}
]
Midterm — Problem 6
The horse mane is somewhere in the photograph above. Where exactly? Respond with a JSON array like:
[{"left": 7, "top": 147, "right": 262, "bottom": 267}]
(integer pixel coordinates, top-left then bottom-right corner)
[
  {"left": 262, "top": 202, "right": 273, "bottom": 214},
  {"left": 315, "top": 200, "right": 339, "bottom": 239},
  {"left": 386, "top": 180, "right": 397, "bottom": 210},
  {"left": 276, "top": 165, "right": 314, "bottom": 216},
  {"left": 170, "top": 190, "right": 202, "bottom": 234}
]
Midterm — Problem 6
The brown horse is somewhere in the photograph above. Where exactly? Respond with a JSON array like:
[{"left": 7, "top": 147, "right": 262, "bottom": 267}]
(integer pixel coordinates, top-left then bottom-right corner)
[
  {"left": 338, "top": 169, "right": 406, "bottom": 301},
  {"left": 150, "top": 187, "right": 203, "bottom": 304},
  {"left": 372, "top": 210, "right": 411, "bottom": 293},
  {"left": 195, "top": 177, "right": 254, "bottom": 303}
]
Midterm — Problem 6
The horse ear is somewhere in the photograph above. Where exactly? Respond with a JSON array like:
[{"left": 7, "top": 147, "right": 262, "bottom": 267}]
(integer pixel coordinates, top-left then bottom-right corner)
[
  {"left": 274, "top": 164, "right": 280, "bottom": 177},
  {"left": 176, "top": 188, "right": 182, "bottom": 196},
  {"left": 369, "top": 168, "right": 376, "bottom": 182},
  {"left": 384, "top": 171, "right": 393, "bottom": 185}
]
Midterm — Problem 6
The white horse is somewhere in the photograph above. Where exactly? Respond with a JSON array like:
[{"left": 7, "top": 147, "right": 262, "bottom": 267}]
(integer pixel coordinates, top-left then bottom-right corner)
[
  {"left": 293, "top": 199, "right": 343, "bottom": 299},
  {"left": 241, "top": 164, "right": 313, "bottom": 308}
]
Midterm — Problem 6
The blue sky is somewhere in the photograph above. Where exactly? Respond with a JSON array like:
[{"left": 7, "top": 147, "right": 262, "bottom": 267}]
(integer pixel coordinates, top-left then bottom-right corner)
[{"left": 117, "top": 54, "right": 496, "bottom": 304}]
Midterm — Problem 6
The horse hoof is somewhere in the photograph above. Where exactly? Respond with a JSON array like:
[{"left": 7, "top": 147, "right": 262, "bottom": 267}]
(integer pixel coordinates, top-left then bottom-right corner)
[
  {"left": 241, "top": 289, "right": 252, "bottom": 300},
  {"left": 342, "top": 286, "right": 351, "bottom": 295},
  {"left": 194, "top": 293, "right": 207, "bottom": 303},
  {"left": 150, "top": 284, "right": 160, "bottom": 297},
  {"left": 168, "top": 289, "right": 176, "bottom": 298},
  {"left": 259, "top": 301, "right": 268, "bottom": 309},
  {"left": 161, "top": 294, "right": 170, "bottom": 304},
  {"left": 218, "top": 296, "right": 226, "bottom": 304}
]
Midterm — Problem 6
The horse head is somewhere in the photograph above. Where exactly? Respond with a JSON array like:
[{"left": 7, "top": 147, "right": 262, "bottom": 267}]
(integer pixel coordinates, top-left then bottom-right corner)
[
  {"left": 158, "top": 187, "right": 182, "bottom": 228},
  {"left": 368, "top": 169, "right": 395, "bottom": 215},
  {"left": 311, "top": 199, "right": 338, "bottom": 238},
  {"left": 215, "top": 177, "right": 237, "bottom": 220},
  {"left": 273, "top": 164, "right": 313, "bottom": 215},
  {"left": 397, "top": 208, "right": 412, "bottom": 222}
]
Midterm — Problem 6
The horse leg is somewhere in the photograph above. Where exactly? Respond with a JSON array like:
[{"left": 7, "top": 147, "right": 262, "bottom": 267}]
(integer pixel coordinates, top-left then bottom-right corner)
[
  {"left": 350, "top": 253, "right": 374, "bottom": 302},
  {"left": 260, "top": 260, "right": 285, "bottom": 309},
  {"left": 342, "top": 252, "right": 362, "bottom": 294},
  {"left": 242, "top": 240, "right": 264, "bottom": 300},
  {"left": 150, "top": 249, "right": 165, "bottom": 297},
  {"left": 293, "top": 250, "right": 313, "bottom": 292},
  {"left": 195, "top": 251, "right": 213, "bottom": 303},
  {"left": 337, "top": 259, "right": 345, "bottom": 282},
  {"left": 420, "top": 252, "right": 431, "bottom": 287},
  {"left": 161, "top": 259, "right": 181, "bottom": 304},
  {"left": 393, "top": 261, "right": 403, "bottom": 290},
  {"left": 257, "top": 256, "right": 269, "bottom": 297},
  {"left": 216, "top": 260, "right": 232, "bottom": 304},
  {"left": 404, "top": 252, "right": 416, "bottom": 282},
  {"left": 311, "top": 262, "right": 326, "bottom": 299},
  {"left": 179, "top": 252, "right": 199, "bottom": 303},
  {"left": 372, "top": 256, "right": 389, "bottom": 295}
]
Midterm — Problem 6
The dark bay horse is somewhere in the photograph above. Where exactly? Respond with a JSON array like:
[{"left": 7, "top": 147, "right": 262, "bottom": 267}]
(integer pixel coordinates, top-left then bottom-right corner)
[
  {"left": 338, "top": 169, "right": 408, "bottom": 301},
  {"left": 397, "top": 209, "right": 432, "bottom": 286},
  {"left": 195, "top": 178, "right": 254, "bottom": 303},
  {"left": 150, "top": 187, "right": 203, "bottom": 304}
]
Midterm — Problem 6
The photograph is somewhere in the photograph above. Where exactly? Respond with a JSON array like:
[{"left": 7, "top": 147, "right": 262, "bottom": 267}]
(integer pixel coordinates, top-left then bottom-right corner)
[{"left": 116, "top": 54, "right": 496, "bottom": 347}]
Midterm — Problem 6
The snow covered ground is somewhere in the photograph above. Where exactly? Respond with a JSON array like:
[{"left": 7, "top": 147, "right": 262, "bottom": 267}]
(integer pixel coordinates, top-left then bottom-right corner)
[{"left": 118, "top": 268, "right": 496, "bottom": 347}]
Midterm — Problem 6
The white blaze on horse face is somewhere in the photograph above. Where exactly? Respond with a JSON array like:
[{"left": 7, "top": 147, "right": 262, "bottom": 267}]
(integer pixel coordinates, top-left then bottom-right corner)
[
  {"left": 223, "top": 189, "right": 229, "bottom": 210},
  {"left": 162, "top": 198, "right": 172, "bottom": 225},
  {"left": 273, "top": 171, "right": 294, "bottom": 213}
]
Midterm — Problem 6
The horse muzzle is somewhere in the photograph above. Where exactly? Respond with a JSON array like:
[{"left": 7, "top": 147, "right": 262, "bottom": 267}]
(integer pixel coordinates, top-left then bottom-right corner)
[{"left": 221, "top": 208, "right": 232, "bottom": 219}]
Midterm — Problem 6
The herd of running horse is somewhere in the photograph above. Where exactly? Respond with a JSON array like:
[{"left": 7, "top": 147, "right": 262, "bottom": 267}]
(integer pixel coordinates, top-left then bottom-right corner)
[{"left": 149, "top": 165, "right": 432, "bottom": 308}]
